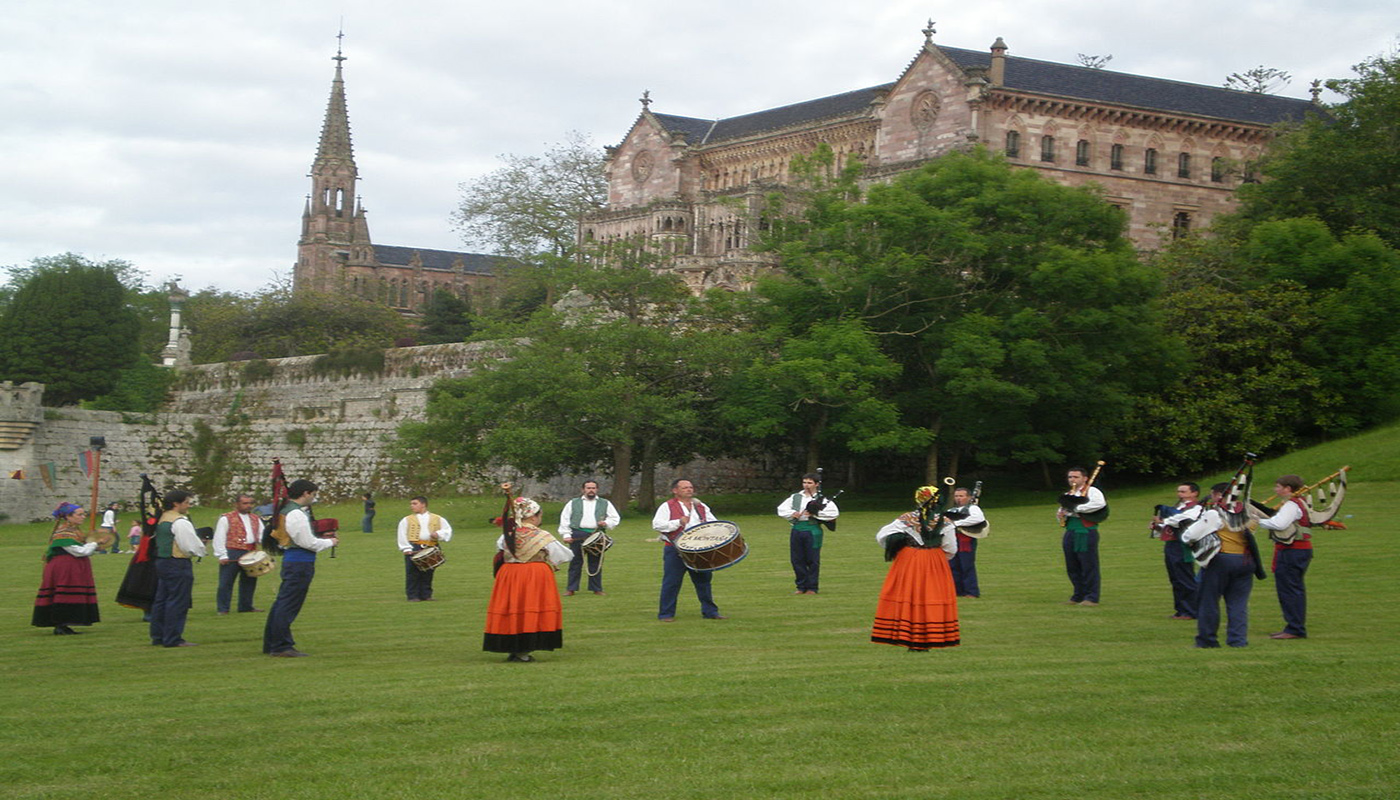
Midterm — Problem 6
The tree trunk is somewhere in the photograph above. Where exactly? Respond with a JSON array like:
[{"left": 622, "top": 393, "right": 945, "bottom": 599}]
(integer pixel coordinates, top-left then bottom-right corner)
[
  {"left": 947, "top": 448, "right": 962, "bottom": 483},
  {"left": 636, "top": 435, "right": 658, "bottom": 514},
  {"left": 923, "top": 416, "right": 943, "bottom": 484},
  {"left": 804, "top": 408, "right": 829, "bottom": 474},
  {"left": 610, "top": 442, "right": 633, "bottom": 506}
]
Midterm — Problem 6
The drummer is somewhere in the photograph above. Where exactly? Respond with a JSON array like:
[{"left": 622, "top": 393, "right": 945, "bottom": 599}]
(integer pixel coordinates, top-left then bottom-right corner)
[
  {"left": 213, "top": 494, "right": 265, "bottom": 614},
  {"left": 397, "top": 496, "right": 453, "bottom": 602},
  {"left": 650, "top": 478, "right": 726, "bottom": 621},
  {"left": 558, "top": 480, "right": 621, "bottom": 596}
]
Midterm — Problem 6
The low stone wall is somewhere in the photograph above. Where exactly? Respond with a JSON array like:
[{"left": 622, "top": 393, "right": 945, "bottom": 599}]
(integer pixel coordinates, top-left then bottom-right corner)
[{"left": 0, "top": 340, "right": 793, "bottom": 522}]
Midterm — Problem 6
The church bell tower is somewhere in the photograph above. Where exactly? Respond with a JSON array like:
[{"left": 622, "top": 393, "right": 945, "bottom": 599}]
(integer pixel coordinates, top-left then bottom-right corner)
[{"left": 294, "top": 37, "right": 374, "bottom": 294}]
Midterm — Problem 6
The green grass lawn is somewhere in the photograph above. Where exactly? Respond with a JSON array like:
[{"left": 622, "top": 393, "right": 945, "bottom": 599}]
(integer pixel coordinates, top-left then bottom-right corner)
[{"left": 2, "top": 453, "right": 1397, "bottom": 798}]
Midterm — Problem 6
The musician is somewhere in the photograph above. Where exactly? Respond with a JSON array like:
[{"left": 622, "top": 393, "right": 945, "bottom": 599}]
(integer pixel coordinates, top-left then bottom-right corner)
[
  {"left": 1153, "top": 483, "right": 1203, "bottom": 619},
  {"left": 263, "top": 479, "right": 338, "bottom": 657},
  {"left": 871, "top": 485, "right": 960, "bottom": 651},
  {"left": 777, "top": 473, "right": 839, "bottom": 595},
  {"left": 397, "top": 496, "right": 453, "bottom": 602},
  {"left": 149, "top": 490, "right": 205, "bottom": 648},
  {"left": 213, "top": 494, "right": 264, "bottom": 614},
  {"left": 1058, "top": 466, "right": 1106, "bottom": 606},
  {"left": 1182, "top": 482, "right": 1262, "bottom": 648},
  {"left": 558, "top": 480, "right": 621, "bottom": 596},
  {"left": 942, "top": 487, "right": 986, "bottom": 598},
  {"left": 32, "top": 502, "right": 101, "bottom": 635},
  {"left": 484, "top": 494, "right": 571, "bottom": 662},
  {"left": 650, "top": 478, "right": 726, "bottom": 621},
  {"left": 1254, "top": 475, "right": 1312, "bottom": 640}
]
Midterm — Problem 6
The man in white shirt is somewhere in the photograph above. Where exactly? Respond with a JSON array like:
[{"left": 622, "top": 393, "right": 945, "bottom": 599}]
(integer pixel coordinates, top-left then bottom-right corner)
[
  {"left": 149, "top": 490, "right": 206, "bottom": 647},
  {"left": 651, "top": 479, "right": 725, "bottom": 621},
  {"left": 942, "top": 487, "right": 988, "bottom": 598},
  {"left": 263, "top": 479, "right": 338, "bottom": 657},
  {"left": 213, "top": 494, "right": 264, "bottom": 614},
  {"left": 776, "top": 473, "right": 839, "bottom": 595},
  {"left": 1058, "top": 466, "right": 1108, "bottom": 606},
  {"left": 559, "top": 480, "right": 621, "bottom": 596},
  {"left": 397, "top": 496, "right": 453, "bottom": 602}
]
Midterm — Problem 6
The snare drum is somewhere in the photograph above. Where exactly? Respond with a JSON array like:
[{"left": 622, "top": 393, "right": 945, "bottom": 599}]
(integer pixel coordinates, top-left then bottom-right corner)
[
  {"left": 673, "top": 520, "right": 748, "bottom": 571},
  {"left": 238, "top": 550, "right": 275, "bottom": 577},
  {"left": 580, "top": 530, "right": 614, "bottom": 558},
  {"left": 410, "top": 546, "right": 445, "bottom": 572}
]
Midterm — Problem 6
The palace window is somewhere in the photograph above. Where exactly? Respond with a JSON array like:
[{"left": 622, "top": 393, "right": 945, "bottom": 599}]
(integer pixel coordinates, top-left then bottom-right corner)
[
  {"left": 1178, "top": 153, "right": 1192, "bottom": 179},
  {"left": 1110, "top": 144, "right": 1124, "bottom": 171},
  {"left": 1005, "top": 130, "right": 1020, "bottom": 158},
  {"left": 1076, "top": 140, "right": 1091, "bottom": 167},
  {"left": 1041, "top": 135, "right": 1055, "bottom": 163},
  {"left": 1172, "top": 211, "right": 1192, "bottom": 238},
  {"left": 1211, "top": 157, "right": 1226, "bottom": 183},
  {"left": 1144, "top": 148, "right": 1158, "bottom": 175}
]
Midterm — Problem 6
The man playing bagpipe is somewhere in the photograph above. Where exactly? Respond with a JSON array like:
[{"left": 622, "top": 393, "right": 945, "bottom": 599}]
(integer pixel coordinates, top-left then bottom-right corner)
[
  {"left": 149, "top": 490, "right": 205, "bottom": 648},
  {"left": 777, "top": 472, "right": 839, "bottom": 595},
  {"left": 1181, "top": 463, "right": 1266, "bottom": 648},
  {"left": 1057, "top": 465, "right": 1108, "bottom": 606},
  {"left": 263, "top": 478, "right": 338, "bottom": 657},
  {"left": 942, "top": 485, "right": 988, "bottom": 599},
  {"left": 1151, "top": 482, "right": 1203, "bottom": 620}
]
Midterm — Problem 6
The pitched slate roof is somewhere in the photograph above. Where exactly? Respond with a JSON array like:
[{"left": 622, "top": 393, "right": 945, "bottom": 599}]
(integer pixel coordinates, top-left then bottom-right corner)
[
  {"left": 651, "top": 84, "right": 893, "bottom": 146},
  {"left": 647, "top": 44, "right": 1316, "bottom": 147},
  {"left": 373, "top": 244, "right": 503, "bottom": 275},
  {"left": 938, "top": 46, "right": 1315, "bottom": 126}
]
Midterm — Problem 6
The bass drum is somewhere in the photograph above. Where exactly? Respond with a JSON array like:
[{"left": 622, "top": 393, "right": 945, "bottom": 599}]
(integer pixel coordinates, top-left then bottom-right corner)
[{"left": 673, "top": 521, "right": 748, "bottom": 571}]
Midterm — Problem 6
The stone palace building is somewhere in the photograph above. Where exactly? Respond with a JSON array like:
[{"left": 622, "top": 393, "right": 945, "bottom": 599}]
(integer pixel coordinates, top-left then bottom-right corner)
[{"left": 582, "top": 25, "right": 1319, "bottom": 292}]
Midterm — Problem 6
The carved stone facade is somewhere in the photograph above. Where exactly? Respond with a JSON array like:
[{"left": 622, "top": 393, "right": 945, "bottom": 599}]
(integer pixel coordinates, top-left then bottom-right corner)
[
  {"left": 585, "top": 30, "right": 1317, "bottom": 291},
  {"left": 293, "top": 52, "right": 501, "bottom": 312}
]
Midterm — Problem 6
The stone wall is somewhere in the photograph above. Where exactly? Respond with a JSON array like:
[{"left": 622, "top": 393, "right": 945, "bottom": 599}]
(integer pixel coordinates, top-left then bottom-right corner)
[{"left": 0, "top": 341, "right": 793, "bottom": 522}]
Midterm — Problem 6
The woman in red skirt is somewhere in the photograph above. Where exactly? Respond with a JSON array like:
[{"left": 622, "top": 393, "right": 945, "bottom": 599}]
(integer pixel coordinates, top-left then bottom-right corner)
[
  {"left": 484, "top": 493, "right": 572, "bottom": 662},
  {"left": 871, "top": 485, "right": 960, "bottom": 651},
  {"left": 33, "top": 502, "right": 102, "bottom": 635}
]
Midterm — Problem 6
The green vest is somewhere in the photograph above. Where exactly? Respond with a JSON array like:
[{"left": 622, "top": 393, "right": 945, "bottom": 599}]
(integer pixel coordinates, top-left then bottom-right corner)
[{"left": 789, "top": 493, "right": 825, "bottom": 549}]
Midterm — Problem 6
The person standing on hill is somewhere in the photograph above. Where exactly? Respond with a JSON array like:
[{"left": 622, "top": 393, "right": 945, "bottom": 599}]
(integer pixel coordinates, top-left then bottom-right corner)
[
  {"left": 1153, "top": 482, "right": 1203, "bottom": 619},
  {"left": 1057, "top": 466, "right": 1107, "bottom": 606},
  {"left": 777, "top": 473, "right": 839, "bottom": 595}
]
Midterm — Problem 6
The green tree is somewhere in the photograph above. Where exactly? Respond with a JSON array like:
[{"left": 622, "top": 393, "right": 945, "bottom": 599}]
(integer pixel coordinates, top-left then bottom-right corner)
[
  {"left": 1223, "top": 65, "right": 1292, "bottom": 93},
  {"left": 398, "top": 258, "right": 737, "bottom": 508},
  {"left": 183, "top": 281, "right": 409, "bottom": 363},
  {"left": 418, "top": 288, "right": 475, "bottom": 344},
  {"left": 452, "top": 131, "right": 607, "bottom": 258},
  {"left": 0, "top": 254, "right": 143, "bottom": 405},
  {"left": 1234, "top": 52, "right": 1400, "bottom": 246},
  {"left": 755, "top": 147, "right": 1166, "bottom": 482}
]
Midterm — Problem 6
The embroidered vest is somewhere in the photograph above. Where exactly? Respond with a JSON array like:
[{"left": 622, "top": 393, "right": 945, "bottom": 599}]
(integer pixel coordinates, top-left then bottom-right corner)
[
  {"left": 406, "top": 513, "right": 444, "bottom": 546},
  {"left": 223, "top": 511, "right": 262, "bottom": 550}
]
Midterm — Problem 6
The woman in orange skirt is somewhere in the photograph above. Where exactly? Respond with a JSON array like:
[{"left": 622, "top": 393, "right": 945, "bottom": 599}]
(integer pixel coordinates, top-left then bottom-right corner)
[
  {"left": 871, "top": 485, "right": 960, "bottom": 651},
  {"left": 484, "top": 494, "right": 572, "bottom": 662}
]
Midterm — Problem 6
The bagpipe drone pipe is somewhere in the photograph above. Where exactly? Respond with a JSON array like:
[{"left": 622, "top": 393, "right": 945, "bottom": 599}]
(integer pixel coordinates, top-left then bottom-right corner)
[{"left": 115, "top": 473, "right": 163, "bottom": 610}]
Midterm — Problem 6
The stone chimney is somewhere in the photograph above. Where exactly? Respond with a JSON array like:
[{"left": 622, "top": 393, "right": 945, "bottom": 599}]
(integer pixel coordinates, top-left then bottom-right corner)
[{"left": 989, "top": 37, "right": 1008, "bottom": 86}]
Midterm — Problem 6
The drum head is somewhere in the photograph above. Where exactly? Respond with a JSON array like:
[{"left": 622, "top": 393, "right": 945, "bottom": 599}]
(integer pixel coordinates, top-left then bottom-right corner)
[
  {"left": 238, "top": 551, "right": 267, "bottom": 565},
  {"left": 675, "top": 520, "right": 740, "bottom": 552}
]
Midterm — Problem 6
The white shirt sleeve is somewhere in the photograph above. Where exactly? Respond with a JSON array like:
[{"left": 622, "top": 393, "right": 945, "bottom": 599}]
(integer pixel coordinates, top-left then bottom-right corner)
[
  {"left": 213, "top": 516, "right": 231, "bottom": 560},
  {"left": 62, "top": 542, "right": 100, "bottom": 557},
  {"left": 172, "top": 518, "right": 207, "bottom": 558},
  {"left": 558, "top": 502, "right": 573, "bottom": 539},
  {"left": 287, "top": 508, "right": 334, "bottom": 552},
  {"left": 434, "top": 516, "right": 453, "bottom": 544},
  {"left": 545, "top": 539, "right": 573, "bottom": 566},
  {"left": 1162, "top": 505, "right": 1203, "bottom": 528},
  {"left": 1258, "top": 501, "right": 1304, "bottom": 531},
  {"left": 397, "top": 516, "right": 411, "bottom": 552},
  {"left": 876, "top": 518, "right": 919, "bottom": 546},
  {"left": 1181, "top": 509, "right": 1222, "bottom": 545},
  {"left": 602, "top": 501, "right": 621, "bottom": 530},
  {"left": 652, "top": 503, "right": 681, "bottom": 535},
  {"left": 955, "top": 504, "right": 986, "bottom": 527}
]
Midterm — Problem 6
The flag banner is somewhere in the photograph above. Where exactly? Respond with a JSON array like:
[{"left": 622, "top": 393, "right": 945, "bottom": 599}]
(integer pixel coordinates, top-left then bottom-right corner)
[
  {"left": 39, "top": 462, "right": 55, "bottom": 490},
  {"left": 79, "top": 450, "right": 96, "bottom": 478},
  {"left": 8, "top": 469, "right": 23, "bottom": 480}
]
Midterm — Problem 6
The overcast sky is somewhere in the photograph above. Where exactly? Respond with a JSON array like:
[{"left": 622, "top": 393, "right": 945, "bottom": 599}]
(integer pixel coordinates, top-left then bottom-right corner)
[{"left": 2, "top": 0, "right": 1394, "bottom": 294}]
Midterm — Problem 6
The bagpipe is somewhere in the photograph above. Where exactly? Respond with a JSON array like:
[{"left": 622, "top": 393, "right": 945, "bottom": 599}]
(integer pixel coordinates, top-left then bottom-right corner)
[
  {"left": 262, "top": 459, "right": 339, "bottom": 556},
  {"left": 1058, "top": 461, "right": 1108, "bottom": 525},
  {"left": 806, "top": 467, "right": 843, "bottom": 532},
  {"left": 1250, "top": 466, "right": 1349, "bottom": 544},
  {"left": 886, "top": 477, "right": 956, "bottom": 561},
  {"left": 1180, "top": 453, "right": 1265, "bottom": 577},
  {"left": 114, "top": 474, "right": 163, "bottom": 610},
  {"left": 954, "top": 480, "right": 990, "bottom": 538},
  {"left": 491, "top": 482, "right": 517, "bottom": 576}
]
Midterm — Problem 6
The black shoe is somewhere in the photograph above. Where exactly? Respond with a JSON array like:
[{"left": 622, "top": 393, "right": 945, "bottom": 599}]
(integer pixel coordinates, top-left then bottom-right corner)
[
  {"left": 53, "top": 626, "right": 79, "bottom": 635},
  {"left": 269, "top": 649, "right": 309, "bottom": 657},
  {"left": 506, "top": 653, "right": 535, "bottom": 662}
]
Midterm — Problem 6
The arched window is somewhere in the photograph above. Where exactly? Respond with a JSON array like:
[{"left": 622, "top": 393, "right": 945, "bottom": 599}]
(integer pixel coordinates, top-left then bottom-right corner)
[
  {"left": 1144, "top": 148, "right": 1158, "bottom": 175},
  {"left": 1076, "top": 140, "right": 1091, "bottom": 167},
  {"left": 1110, "top": 144, "right": 1124, "bottom": 171},
  {"left": 1211, "top": 157, "right": 1226, "bottom": 183},
  {"left": 1005, "top": 130, "right": 1021, "bottom": 158},
  {"left": 1040, "top": 135, "right": 1055, "bottom": 163},
  {"left": 1178, "top": 153, "right": 1192, "bottom": 179}
]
